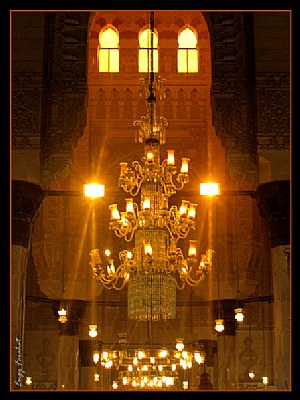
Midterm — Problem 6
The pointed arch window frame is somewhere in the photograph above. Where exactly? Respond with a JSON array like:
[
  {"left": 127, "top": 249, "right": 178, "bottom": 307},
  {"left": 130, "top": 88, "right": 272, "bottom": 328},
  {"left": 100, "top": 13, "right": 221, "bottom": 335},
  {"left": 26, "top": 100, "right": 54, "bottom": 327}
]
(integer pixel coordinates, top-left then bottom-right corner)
[
  {"left": 138, "top": 27, "right": 159, "bottom": 73},
  {"left": 98, "top": 25, "right": 120, "bottom": 73},
  {"left": 177, "top": 26, "right": 199, "bottom": 73}
]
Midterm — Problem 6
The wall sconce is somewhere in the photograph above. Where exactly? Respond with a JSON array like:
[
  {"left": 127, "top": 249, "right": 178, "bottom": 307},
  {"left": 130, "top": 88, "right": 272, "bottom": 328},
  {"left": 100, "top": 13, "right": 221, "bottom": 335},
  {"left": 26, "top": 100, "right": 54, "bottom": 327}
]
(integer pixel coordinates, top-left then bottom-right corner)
[{"left": 84, "top": 183, "right": 105, "bottom": 198}]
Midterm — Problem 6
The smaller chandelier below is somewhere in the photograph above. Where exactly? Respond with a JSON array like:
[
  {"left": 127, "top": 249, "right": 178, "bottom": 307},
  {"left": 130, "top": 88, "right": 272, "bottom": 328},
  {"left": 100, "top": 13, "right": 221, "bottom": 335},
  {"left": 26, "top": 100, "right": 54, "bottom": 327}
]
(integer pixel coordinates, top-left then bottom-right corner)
[{"left": 95, "top": 338, "right": 205, "bottom": 390}]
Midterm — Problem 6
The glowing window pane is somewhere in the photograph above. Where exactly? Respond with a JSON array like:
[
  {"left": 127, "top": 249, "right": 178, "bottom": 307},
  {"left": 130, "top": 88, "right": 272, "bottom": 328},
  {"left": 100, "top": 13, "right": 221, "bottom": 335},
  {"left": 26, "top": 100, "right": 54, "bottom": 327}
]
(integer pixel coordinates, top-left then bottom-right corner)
[
  {"left": 109, "top": 49, "right": 119, "bottom": 72},
  {"left": 188, "top": 49, "right": 198, "bottom": 73},
  {"left": 139, "top": 28, "right": 158, "bottom": 72},
  {"left": 139, "top": 49, "right": 158, "bottom": 73},
  {"left": 178, "top": 49, "right": 187, "bottom": 73},
  {"left": 99, "top": 49, "right": 109, "bottom": 72}
]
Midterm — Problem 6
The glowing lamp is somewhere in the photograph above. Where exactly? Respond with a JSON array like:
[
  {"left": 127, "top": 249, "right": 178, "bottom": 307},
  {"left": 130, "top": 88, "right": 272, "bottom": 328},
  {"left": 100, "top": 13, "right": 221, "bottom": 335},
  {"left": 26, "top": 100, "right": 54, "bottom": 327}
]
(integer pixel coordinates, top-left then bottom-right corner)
[
  {"left": 180, "top": 158, "right": 190, "bottom": 174},
  {"left": 235, "top": 307, "right": 244, "bottom": 322},
  {"left": 125, "top": 198, "right": 134, "bottom": 213},
  {"left": 188, "top": 240, "right": 197, "bottom": 257},
  {"left": 58, "top": 307, "right": 67, "bottom": 323},
  {"left": 200, "top": 182, "right": 220, "bottom": 196},
  {"left": 146, "top": 151, "right": 154, "bottom": 162},
  {"left": 215, "top": 318, "right": 224, "bottom": 332},
  {"left": 262, "top": 376, "right": 269, "bottom": 385},
  {"left": 109, "top": 204, "right": 120, "bottom": 220},
  {"left": 89, "top": 324, "right": 98, "bottom": 337},
  {"left": 167, "top": 149, "right": 175, "bottom": 165},
  {"left": 25, "top": 376, "right": 32, "bottom": 385},
  {"left": 84, "top": 183, "right": 105, "bottom": 198}
]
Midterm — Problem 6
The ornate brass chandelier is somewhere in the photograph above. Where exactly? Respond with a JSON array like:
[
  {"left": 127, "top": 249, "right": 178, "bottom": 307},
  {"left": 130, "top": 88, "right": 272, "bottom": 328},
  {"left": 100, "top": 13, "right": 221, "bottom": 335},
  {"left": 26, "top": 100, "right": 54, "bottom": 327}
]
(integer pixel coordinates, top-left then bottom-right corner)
[
  {"left": 93, "top": 336, "right": 205, "bottom": 390},
  {"left": 89, "top": 12, "right": 212, "bottom": 320}
]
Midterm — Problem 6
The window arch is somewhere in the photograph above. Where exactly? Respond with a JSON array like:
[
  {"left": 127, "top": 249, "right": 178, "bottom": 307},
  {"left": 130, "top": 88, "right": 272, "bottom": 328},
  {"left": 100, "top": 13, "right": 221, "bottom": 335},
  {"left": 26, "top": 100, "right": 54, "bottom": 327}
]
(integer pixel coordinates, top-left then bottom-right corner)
[
  {"left": 98, "top": 25, "right": 119, "bottom": 73},
  {"left": 139, "top": 28, "right": 158, "bottom": 73},
  {"left": 177, "top": 27, "right": 198, "bottom": 73}
]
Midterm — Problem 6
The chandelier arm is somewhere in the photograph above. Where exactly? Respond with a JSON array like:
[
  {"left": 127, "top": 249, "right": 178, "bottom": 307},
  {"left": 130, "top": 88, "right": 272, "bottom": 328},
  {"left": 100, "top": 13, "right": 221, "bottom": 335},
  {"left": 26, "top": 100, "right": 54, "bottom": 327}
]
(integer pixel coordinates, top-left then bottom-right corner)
[
  {"left": 113, "top": 229, "right": 127, "bottom": 238},
  {"left": 165, "top": 222, "right": 176, "bottom": 238},
  {"left": 186, "top": 274, "right": 206, "bottom": 286},
  {"left": 161, "top": 163, "right": 176, "bottom": 185},
  {"left": 112, "top": 278, "right": 129, "bottom": 290},
  {"left": 177, "top": 224, "right": 194, "bottom": 239},
  {"left": 129, "top": 177, "right": 144, "bottom": 197},
  {"left": 101, "top": 279, "right": 126, "bottom": 291},
  {"left": 97, "top": 271, "right": 129, "bottom": 290},
  {"left": 169, "top": 173, "right": 185, "bottom": 191},
  {"left": 130, "top": 161, "right": 144, "bottom": 197},
  {"left": 124, "top": 223, "right": 138, "bottom": 242},
  {"left": 171, "top": 275, "right": 186, "bottom": 290}
]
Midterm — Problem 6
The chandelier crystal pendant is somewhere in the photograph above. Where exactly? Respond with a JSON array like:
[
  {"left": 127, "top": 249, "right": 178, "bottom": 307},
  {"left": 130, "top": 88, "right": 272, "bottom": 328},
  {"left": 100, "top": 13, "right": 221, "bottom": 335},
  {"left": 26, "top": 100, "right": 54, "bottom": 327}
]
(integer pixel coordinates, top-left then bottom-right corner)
[{"left": 89, "top": 11, "right": 212, "bottom": 320}]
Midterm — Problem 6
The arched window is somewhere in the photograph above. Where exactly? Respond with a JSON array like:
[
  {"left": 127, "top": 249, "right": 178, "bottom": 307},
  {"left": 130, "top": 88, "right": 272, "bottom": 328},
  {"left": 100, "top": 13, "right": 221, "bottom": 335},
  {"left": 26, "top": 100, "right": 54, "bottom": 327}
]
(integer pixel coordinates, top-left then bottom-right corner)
[
  {"left": 98, "top": 26, "right": 119, "bottom": 73},
  {"left": 139, "top": 28, "right": 158, "bottom": 73},
  {"left": 177, "top": 27, "right": 198, "bottom": 73}
]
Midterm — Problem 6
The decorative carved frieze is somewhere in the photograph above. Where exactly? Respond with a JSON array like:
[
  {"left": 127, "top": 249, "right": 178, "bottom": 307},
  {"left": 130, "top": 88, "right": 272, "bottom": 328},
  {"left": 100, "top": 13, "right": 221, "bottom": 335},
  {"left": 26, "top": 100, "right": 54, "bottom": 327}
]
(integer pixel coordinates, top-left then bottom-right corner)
[
  {"left": 255, "top": 72, "right": 290, "bottom": 150},
  {"left": 208, "top": 12, "right": 258, "bottom": 188},
  {"left": 12, "top": 73, "right": 44, "bottom": 150}
]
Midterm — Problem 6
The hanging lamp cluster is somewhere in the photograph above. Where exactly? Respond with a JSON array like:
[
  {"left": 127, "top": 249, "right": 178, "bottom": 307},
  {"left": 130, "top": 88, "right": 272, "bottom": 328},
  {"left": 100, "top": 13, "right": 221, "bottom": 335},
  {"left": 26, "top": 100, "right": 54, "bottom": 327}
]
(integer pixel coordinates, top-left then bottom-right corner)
[{"left": 93, "top": 337, "right": 205, "bottom": 390}]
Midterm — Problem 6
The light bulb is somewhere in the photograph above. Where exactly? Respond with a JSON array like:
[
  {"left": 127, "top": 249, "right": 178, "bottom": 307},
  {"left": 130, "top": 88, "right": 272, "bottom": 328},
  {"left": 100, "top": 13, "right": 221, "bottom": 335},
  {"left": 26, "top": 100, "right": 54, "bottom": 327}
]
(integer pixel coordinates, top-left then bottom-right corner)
[{"left": 215, "top": 319, "right": 224, "bottom": 332}]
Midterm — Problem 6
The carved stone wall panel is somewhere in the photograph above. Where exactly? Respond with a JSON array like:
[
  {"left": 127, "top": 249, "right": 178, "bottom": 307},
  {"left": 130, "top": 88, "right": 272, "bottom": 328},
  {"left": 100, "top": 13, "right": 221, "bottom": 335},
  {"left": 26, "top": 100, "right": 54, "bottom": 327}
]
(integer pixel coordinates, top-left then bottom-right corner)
[
  {"left": 208, "top": 12, "right": 258, "bottom": 188},
  {"left": 41, "top": 12, "right": 89, "bottom": 188},
  {"left": 12, "top": 73, "right": 44, "bottom": 150},
  {"left": 90, "top": 87, "right": 210, "bottom": 124},
  {"left": 235, "top": 197, "right": 266, "bottom": 297},
  {"left": 255, "top": 72, "right": 290, "bottom": 150},
  {"left": 31, "top": 197, "right": 65, "bottom": 298}
]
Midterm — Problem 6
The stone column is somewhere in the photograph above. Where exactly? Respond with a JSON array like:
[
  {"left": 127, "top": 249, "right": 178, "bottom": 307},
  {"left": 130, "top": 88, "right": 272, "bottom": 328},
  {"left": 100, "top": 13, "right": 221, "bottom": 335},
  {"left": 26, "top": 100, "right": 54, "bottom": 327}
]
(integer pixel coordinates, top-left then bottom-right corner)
[
  {"left": 256, "top": 180, "right": 290, "bottom": 389},
  {"left": 213, "top": 299, "right": 238, "bottom": 390},
  {"left": 11, "top": 180, "right": 44, "bottom": 389},
  {"left": 53, "top": 300, "right": 86, "bottom": 390}
]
